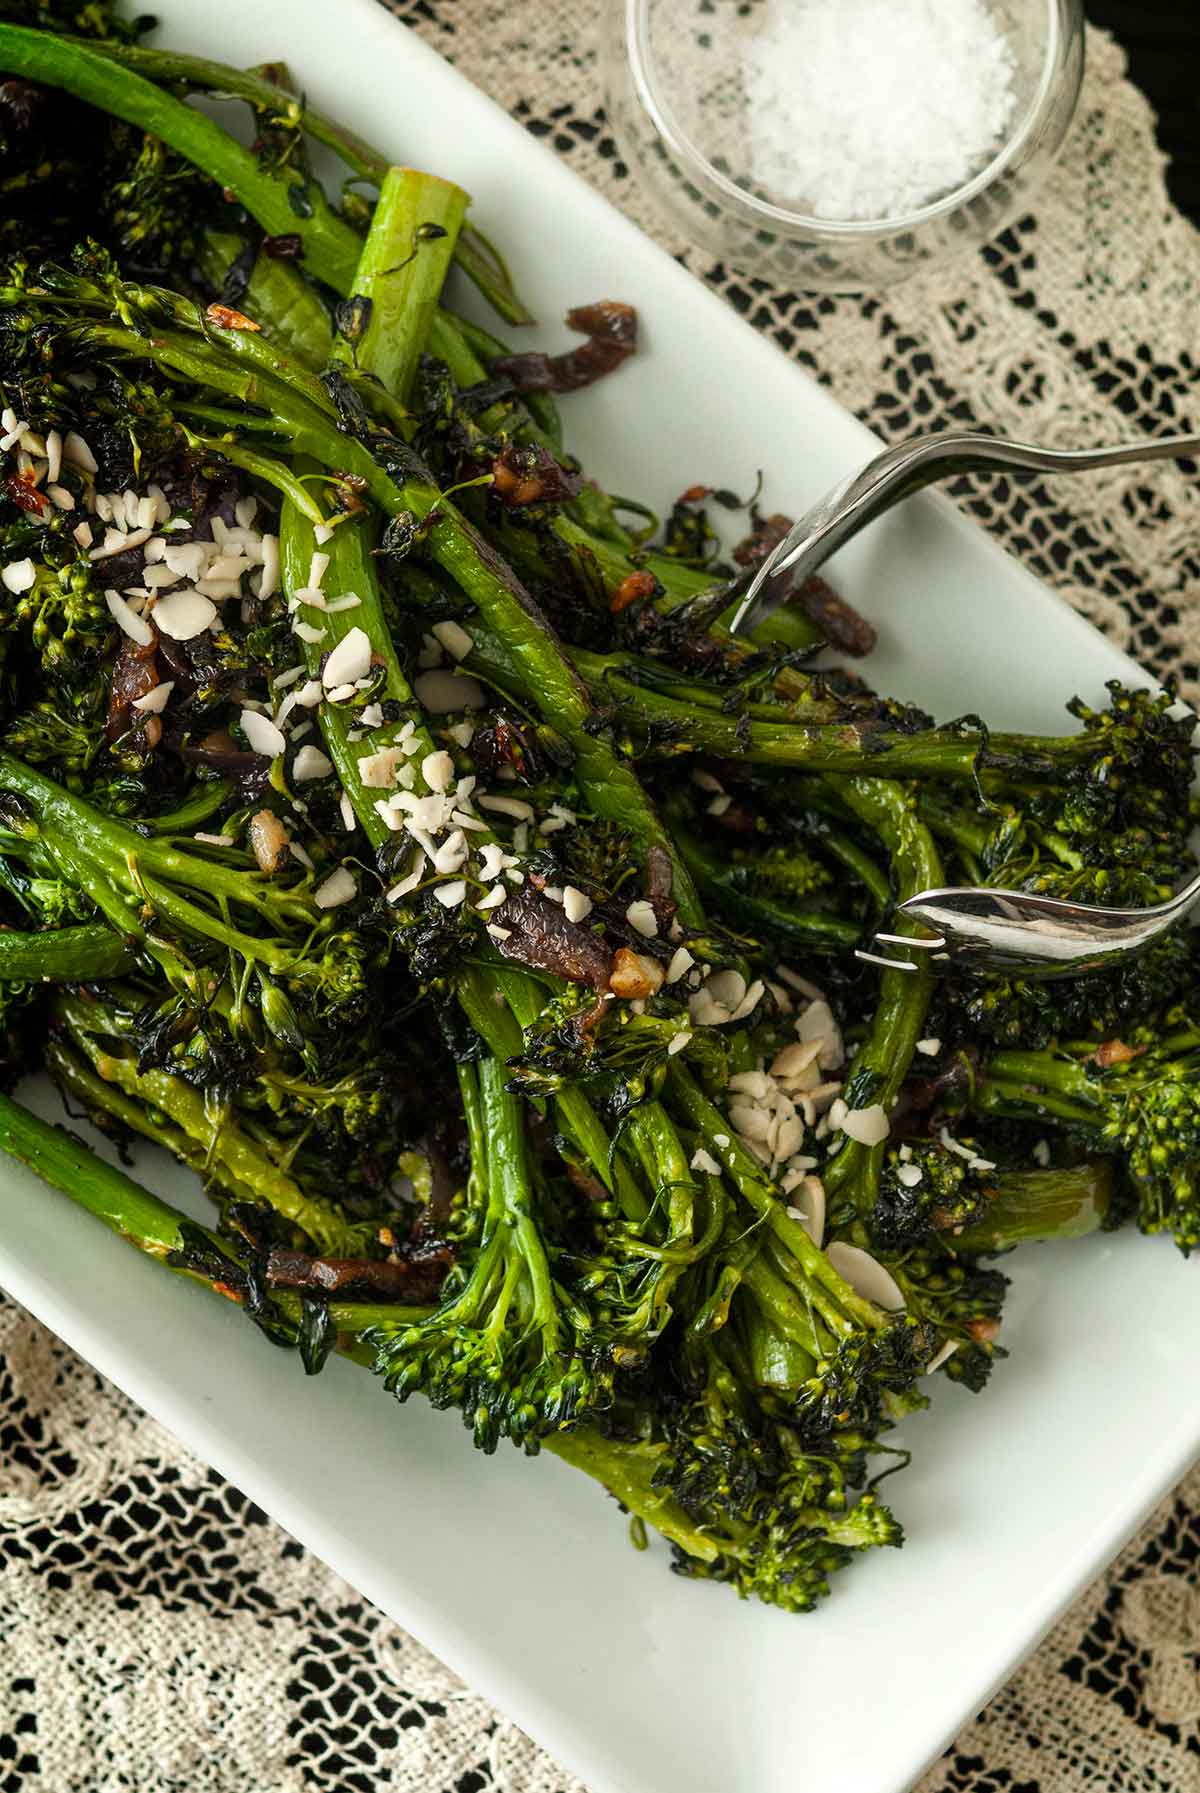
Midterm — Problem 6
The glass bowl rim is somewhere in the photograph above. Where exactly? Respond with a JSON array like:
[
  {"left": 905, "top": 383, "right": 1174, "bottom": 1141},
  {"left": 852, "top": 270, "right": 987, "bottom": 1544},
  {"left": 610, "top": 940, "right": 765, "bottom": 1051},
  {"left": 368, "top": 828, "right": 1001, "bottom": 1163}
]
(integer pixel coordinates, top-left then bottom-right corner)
[{"left": 624, "top": 0, "right": 1076, "bottom": 239}]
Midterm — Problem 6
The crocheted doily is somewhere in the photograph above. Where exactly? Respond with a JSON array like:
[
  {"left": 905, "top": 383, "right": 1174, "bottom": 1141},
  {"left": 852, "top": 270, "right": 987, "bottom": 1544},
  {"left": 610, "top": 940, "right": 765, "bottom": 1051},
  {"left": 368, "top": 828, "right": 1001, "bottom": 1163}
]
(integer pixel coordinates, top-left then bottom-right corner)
[{"left": 2, "top": 10, "right": 1198, "bottom": 1791}]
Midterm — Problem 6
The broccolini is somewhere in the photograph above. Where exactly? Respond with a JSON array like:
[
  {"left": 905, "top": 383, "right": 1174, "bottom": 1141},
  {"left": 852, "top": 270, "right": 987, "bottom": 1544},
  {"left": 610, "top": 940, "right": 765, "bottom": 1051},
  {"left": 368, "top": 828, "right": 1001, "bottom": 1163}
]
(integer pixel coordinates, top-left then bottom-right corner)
[{"left": 0, "top": 0, "right": 1194, "bottom": 1620}]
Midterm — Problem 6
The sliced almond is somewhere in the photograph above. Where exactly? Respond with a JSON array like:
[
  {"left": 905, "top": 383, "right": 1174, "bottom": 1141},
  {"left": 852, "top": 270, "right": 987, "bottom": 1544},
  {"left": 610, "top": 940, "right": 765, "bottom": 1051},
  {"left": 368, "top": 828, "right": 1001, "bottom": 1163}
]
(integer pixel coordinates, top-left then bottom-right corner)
[
  {"left": 131, "top": 680, "right": 174, "bottom": 715},
  {"left": 706, "top": 968, "right": 746, "bottom": 1010},
  {"left": 240, "top": 708, "right": 286, "bottom": 758},
  {"left": 796, "top": 998, "right": 845, "bottom": 1069},
  {"left": 826, "top": 1241, "right": 905, "bottom": 1312},
  {"left": 729, "top": 1102, "right": 771, "bottom": 1143},
  {"left": 771, "top": 1038, "right": 824, "bottom": 1080},
  {"left": 104, "top": 588, "right": 153, "bottom": 647},
  {"left": 154, "top": 589, "right": 217, "bottom": 641},
  {"left": 414, "top": 668, "right": 486, "bottom": 713},
  {"left": 321, "top": 626, "right": 372, "bottom": 689},
  {"left": 314, "top": 867, "right": 357, "bottom": 909},
  {"left": 837, "top": 1101, "right": 890, "bottom": 1146},
  {"left": 786, "top": 1174, "right": 826, "bottom": 1249},
  {"left": 924, "top": 1340, "right": 959, "bottom": 1376}
]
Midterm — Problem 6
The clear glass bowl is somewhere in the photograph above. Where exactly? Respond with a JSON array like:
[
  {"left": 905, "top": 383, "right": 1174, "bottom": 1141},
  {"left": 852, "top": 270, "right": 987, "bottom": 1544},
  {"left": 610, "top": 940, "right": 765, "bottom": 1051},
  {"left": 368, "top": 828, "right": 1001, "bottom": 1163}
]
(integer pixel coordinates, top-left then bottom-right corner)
[{"left": 600, "top": 0, "right": 1085, "bottom": 291}]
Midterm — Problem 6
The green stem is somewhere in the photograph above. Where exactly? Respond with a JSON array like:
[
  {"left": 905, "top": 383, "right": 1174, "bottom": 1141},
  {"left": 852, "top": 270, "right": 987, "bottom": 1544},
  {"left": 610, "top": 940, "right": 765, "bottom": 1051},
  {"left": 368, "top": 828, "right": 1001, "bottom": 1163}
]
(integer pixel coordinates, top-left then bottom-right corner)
[
  {"left": 917, "top": 789, "right": 995, "bottom": 862},
  {"left": 954, "top": 1162, "right": 1115, "bottom": 1252},
  {"left": 72, "top": 315, "right": 702, "bottom": 923},
  {"left": 818, "top": 827, "right": 893, "bottom": 911},
  {"left": 47, "top": 1032, "right": 263, "bottom": 1211},
  {"left": 197, "top": 234, "right": 528, "bottom": 411},
  {"left": 182, "top": 428, "right": 328, "bottom": 523},
  {"left": 740, "top": 1253, "right": 822, "bottom": 1366},
  {"left": 0, "top": 924, "right": 135, "bottom": 981},
  {"left": 620, "top": 1171, "right": 727, "bottom": 1265},
  {"left": 450, "top": 225, "right": 537, "bottom": 329},
  {"left": 972, "top": 1077, "right": 1101, "bottom": 1130},
  {"left": 145, "top": 781, "right": 235, "bottom": 835},
  {"left": 669, "top": 814, "right": 862, "bottom": 951},
  {"left": 586, "top": 668, "right": 1087, "bottom": 782},
  {"left": 80, "top": 39, "right": 532, "bottom": 324},
  {"left": 2, "top": 1071, "right": 216, "bottom": 1258},
  {"left": 337, "top": 369, "right": 415, "bottom": 438},
  {"left": 426, "top": 307, "right": 560, "bottom": 449},
  {"left": 278, "top": 475, "right": 438, "bottom": 854},
  {"left": 55, "top": 997, "right": 364, "bottom": 1254},
  {"left": 479, "top": 1055, "right": 558, "bottom": 1345},
  {"left": 276, "top": 164, "right": 464, "bottom": 840},
  {"left": 130, "top": 867, "right": 302, "bottom": 981},
  {"left": 823, "top": 779, "right": 942, "bottom": 1204},
  {"left": 330, "top": 166, "right": 468, "bottom": 405},
  {"left": 459, "top": 964, "right": 642, "bottom": 1217},
  {"left": 139, "top": 290, "right": 347, "bottom": 420},
  {"left": 545, "top": 1430, "right": 723, "bottom": 1564},
  {"left": 457, "top": 1060, "right": 488, "bottom": 1214},
  {"left": 622, "top": 1101, "right": 696, "bottom": 1249},
  {"left": 80, "top": 39, "right": 390, "bottom": 179},
  {"left": 981, "top": 1049, "right": 1097, "bottom": 1098},
  {"left": 559, "top": 642, "right": 841, "bottom": 726},
  {"left": 0, "top": 751, "right": 312, "bottom": 937},
  {"left": 0, "top": 1081, "right": 424, "bottom": 1334},
  {"left": 197, "top": 231, "right": 335, "bottom": 367},
  {"left": 665, "top": 1063, "right": 889, "bottom": 1336},
  {"left": 496, "top": 508, "right": 824, "bottom": 661},
  {"left": 437, "top": 309, "right": 561, "bottom": 441},
  {"left": 0, "top": 26, "right": 362, "bottom": 290}
]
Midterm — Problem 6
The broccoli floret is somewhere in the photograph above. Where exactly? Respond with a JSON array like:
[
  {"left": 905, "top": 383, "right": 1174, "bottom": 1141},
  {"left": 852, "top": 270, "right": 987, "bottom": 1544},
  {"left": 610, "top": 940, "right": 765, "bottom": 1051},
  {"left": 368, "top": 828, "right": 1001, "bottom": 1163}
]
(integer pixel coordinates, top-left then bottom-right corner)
[
  {"left": 870, "top": 1139, "right": 992, "bottom": 1252},
  {"left": 920, "top": 684, "right": 1199, "bottom": 1052},
  {"left": 371, "top": 1057, "right": 619, "bottom": 1452},
  {"left": 551, "top": 1331, "right": 906, "bottom": 1615},
  {"left": 974, "top": 1017, "right": 1200, "bottom": 1253},
  {"left": 107, "top": 132, "right": 213, "bottom": 271},
  {"left": 946, "top": 929, "right": 1198, "bottom": 1052},
  {"left": 4, "top": 701, "right": 102, "bottom": 778},
  {"left": 732, "top": 841, "right": 832, "bottom": 901},
  {"left": 549, "top": 1421, "right": 901, "bottom": 1614},
  {"left": 848, "top": 1139, "right": 1124, "bottom": 1390},
  {"left": 0, "top": 750, "right": 392, "bottom": 1035},
  {"left": 2, "top": 559, "right": 112, "bottom": 687},
  {"left": 666, "top": 1468, "right": 902, "bottom": 1613},
  {"left": 1064, "top": 682, "right": 1195, "bottom": 819},
  {"left": 882, "top": 1247, "right": 1009, "bottom": 1392}
]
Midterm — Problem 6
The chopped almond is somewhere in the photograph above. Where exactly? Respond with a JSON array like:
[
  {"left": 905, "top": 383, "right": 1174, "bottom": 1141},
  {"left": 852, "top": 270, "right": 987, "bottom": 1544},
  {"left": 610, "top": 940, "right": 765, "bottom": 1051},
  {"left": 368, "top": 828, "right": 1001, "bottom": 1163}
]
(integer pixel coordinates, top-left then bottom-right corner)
[
  {"left": 206, "top": 302, "right": 261, "bottom": 332},
  {"left": 609, "top": 947, "right": 665, "bottom": 999},
  {"left": 611, "top": 570, "right": 657, "bottom": 613},
  {"left": 1093, "top": 1038, "right": 1146, "bottom": 1068}
]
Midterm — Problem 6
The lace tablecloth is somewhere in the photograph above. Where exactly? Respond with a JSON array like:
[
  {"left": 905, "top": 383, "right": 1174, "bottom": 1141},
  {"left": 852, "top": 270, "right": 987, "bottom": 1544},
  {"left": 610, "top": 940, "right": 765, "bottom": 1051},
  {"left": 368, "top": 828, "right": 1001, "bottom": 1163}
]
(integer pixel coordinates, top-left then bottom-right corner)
[{"left": 3, "top": 8, "right": 1200, "bottom": 1789}]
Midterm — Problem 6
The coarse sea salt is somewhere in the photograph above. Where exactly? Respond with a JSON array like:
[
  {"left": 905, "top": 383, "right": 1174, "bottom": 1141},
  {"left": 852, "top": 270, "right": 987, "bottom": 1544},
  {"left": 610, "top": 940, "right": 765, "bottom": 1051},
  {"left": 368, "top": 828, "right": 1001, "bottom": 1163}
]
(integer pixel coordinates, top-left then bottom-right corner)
[{"left": 742, "top": 0, "right": 1017, "bottom": 221}]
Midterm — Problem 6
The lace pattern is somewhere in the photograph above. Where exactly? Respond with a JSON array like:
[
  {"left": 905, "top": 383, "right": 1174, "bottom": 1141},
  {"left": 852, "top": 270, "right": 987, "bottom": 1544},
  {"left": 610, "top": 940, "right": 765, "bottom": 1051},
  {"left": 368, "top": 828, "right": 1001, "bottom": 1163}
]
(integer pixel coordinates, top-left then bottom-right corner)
[
  {"left": 2, "top": 1289, "right": 1198, "bottom": 1792},
  {"left": 3, "top": 8, "right": 1200, "bottom": 1790}
]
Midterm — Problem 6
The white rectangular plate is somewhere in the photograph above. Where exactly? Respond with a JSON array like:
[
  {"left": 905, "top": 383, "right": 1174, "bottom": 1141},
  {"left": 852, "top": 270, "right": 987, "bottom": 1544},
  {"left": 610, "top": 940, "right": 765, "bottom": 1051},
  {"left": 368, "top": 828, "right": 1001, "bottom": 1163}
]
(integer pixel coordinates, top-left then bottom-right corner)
[{"left": 3, "top": 5, "right": 1198, "bottom": 1791}]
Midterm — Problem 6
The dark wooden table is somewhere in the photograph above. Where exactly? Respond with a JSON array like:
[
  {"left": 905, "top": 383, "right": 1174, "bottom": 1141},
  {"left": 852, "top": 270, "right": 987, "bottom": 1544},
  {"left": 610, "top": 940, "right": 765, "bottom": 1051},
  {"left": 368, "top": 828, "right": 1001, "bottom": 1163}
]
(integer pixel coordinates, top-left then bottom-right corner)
[{"left": 1086, "top": 2, "right": 1200, "bottom": 222}]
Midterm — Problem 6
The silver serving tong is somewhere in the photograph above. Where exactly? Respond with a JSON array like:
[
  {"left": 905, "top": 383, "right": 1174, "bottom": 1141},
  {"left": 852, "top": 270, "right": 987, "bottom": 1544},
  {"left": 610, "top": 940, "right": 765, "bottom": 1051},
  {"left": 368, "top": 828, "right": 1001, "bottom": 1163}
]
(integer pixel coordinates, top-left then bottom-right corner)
[
  {"left": 726, "top": 428, "right": 1200, "bottom": 980},
  {"left": 857, "top": 876, "right": 1200, "bottom": 979},
  {"left": 727, "top": 428, "right": 1200, "bottom": 639}
]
